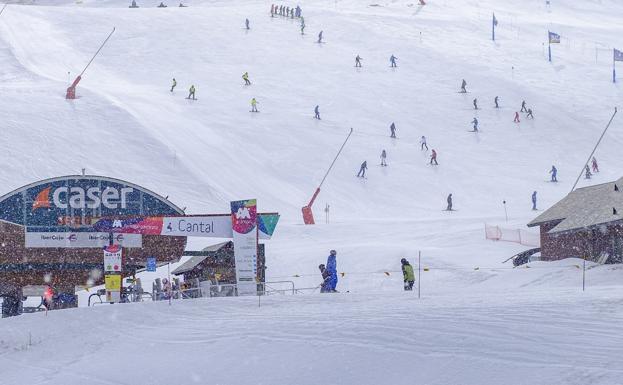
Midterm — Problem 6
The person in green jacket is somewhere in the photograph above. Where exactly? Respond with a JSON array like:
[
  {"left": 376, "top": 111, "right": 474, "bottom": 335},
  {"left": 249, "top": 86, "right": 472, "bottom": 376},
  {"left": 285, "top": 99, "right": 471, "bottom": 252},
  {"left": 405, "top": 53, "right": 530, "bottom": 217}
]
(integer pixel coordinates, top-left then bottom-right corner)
[
  {"left": 401, "top": 258, "right": 415, "bottom": 291},
  {"left": 187, "top": 85, "right": 196, "bottom": 100},
  {"left": 251, "top": 98, "right": 258, "bottom": 112},
  {"left": 242, "top": 72, "right": 251, "bottom": 86},
  {"left": 170, "top": 78, "right": 177, "bottom": 92}
]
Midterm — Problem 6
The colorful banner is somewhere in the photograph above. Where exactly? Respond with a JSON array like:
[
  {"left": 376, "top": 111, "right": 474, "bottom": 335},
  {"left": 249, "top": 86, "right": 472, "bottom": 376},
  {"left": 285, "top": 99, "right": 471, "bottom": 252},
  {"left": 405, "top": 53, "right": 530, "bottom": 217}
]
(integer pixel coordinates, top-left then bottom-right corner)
[
  {"left": 88, "top": 214, "right": 279, "bottom": 239},
  {"left": 231, "top": 199, "right": 258, "bottom": 296},
  {"left": 25, "top": 232, "right": 142, "bottom": 248},
  {"left": 103, "top": 245, "right": 122, "bottom": 272},
  {"left": 104, "top": 274, "right": 121, "bottom": 303}
]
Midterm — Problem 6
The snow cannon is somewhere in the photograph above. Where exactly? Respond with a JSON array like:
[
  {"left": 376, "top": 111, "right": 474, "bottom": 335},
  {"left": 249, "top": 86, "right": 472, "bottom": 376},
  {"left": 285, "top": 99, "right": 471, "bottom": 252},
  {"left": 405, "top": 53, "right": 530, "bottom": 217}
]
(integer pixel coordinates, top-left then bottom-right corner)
[
  {"left": 301, "top": 128, "right": 353, "bottom": 225},
  {"left": 302, "top": 188, "right": 321, "bottom": 225},
  {"left": 65, "top": 76, "right": 81, "bottom": 99}
]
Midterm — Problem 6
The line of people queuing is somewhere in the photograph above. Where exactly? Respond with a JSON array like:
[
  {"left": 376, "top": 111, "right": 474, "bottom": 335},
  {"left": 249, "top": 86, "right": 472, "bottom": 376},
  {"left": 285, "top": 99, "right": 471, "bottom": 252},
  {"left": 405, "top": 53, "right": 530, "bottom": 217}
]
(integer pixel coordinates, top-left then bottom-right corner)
[{"left": 271, "top": 4, "right": 303, "bottom": 18}]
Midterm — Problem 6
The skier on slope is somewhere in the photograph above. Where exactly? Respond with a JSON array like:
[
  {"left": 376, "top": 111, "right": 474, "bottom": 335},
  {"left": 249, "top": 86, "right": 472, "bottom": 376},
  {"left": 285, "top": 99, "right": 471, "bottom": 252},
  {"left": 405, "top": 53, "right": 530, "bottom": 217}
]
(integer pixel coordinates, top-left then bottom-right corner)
[
  {"left": 420, "top": 135, "right": 428, "bottom": 150},
  {"left": 446, "top": 194, "right": 453, "bottom": 211},
  {"left": 319, "top": 264, "right": 330, "bottom": 293},
  {"left": 471, "top": 117, "right": 479, "bottom": 132},
  {"left": 355, "top": 55, "right": 362, "bottom": 67},
  {"left": 401, "top": 258, "right": 415, "bottom": 291},
  {"left": 526, "top": 108, "right": 534, "bottom": 119},
  {"left": 326, "top": 250, "right": 338, "bottom": 292},
  {"left": 318, "top": 30, "right": 323, "bottom": 43},
  {"left": 245, "top": 18, "right": 250, "bottom": 30},
  {"left": 187, "top": 85, "right": 196, "bottom": 100},
  {"left": 301, "top": 22, "right": 305, "bottom": 34},
  {"left": 532, "top": 191, "right": 537, "bottom": 210},
  {"left": 242, "top": 72, "right": 251, "bottom": 85},
  {"left": 514, "top": 111, "right": 520, "bottom": 123},
  {"left": 390, "top": 55, "right": 398, "bottom": 67},
  {"left": 251, "top": 98, "right": 258, "bottom": 112},
  {"left": 380, "top": 150, "right": 387, "bottom": 166},
  {"left": 592, "top": 157, "right": 599, "bottom": 173},
  {"left": 357, "top": 161, "right": 368, "bottom": 177},
  {"left": 473, "top": 98, "right": 478, "bottom": 110},
  {"left": 460, "top": 79, "right": 467, "bottom": 93},
  {"left": 314, "top": 105, "right": 321, "bottom": 119},
  {"left": 494, "top": 96, "right": 499, "bottom": 108},
  {"left": 390, "top": 122, "right": 396, "bottom": 138},
  {"left": 430, "top": 149, "right": 438, "bottom": 165},
  {"left": 550, "top": 165, "right": 558, "bottom": 182},
  {"left": 170, "top": 78, "right": 177, "bottom": 92},
  {"left": 585, "top": 164, "right": 592, "bottom": 179},
  {"left": 521, "top": 100, "right": 527, "bottom": 112}
]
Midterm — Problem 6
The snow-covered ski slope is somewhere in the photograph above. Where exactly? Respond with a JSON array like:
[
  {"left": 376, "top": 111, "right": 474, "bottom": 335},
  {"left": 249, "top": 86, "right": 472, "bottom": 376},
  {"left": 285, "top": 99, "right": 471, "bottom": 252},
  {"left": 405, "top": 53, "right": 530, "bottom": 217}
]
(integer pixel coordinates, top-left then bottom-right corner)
[
  {"left": 2, "top": 1, "right": 623, "bottom": 384},
  {"left": 0, "top": 0, "right": 622, "bottom": 288}
]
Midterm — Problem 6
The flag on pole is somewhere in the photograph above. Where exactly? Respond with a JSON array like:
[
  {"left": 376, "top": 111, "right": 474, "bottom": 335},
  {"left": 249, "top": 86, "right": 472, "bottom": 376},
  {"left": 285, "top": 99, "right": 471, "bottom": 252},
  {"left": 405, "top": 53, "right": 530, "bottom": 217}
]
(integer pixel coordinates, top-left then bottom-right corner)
[
  {"left": 615, "top": 48, "right": 623, "bottom": 62},
  {"left": 493, "top": 13, "right": 498, "bottom": 27},
  {"left": 548, "top": 31, "right": 561, "bottom": 44}
]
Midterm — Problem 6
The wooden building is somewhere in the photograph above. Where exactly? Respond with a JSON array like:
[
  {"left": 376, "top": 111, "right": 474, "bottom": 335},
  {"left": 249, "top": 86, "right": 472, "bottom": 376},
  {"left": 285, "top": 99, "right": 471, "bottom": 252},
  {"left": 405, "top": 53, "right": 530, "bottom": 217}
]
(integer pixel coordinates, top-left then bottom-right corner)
[{"left": 527, "top": 178, "right": 623, "bottom": 263}]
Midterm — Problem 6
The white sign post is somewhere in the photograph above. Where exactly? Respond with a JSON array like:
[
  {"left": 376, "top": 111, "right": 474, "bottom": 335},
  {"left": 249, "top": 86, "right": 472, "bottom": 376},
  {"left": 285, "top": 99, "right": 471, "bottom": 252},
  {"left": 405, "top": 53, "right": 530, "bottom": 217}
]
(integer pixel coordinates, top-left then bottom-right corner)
[{"left": 230, "top": 200, "right": 259, "bottom": 296}]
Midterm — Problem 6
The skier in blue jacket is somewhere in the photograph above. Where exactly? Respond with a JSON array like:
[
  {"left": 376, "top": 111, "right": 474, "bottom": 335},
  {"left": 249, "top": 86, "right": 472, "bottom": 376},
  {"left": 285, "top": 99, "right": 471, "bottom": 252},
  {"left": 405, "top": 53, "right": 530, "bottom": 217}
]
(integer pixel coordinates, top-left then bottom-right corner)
[{"left": 326, "top": 250, "right": 338, "bottom": 292}]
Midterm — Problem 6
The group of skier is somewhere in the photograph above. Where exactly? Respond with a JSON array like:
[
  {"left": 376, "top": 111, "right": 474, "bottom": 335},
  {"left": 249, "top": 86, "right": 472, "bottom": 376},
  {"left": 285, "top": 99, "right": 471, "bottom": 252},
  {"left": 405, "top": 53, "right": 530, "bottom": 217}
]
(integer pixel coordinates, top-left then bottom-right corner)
[
  {"left": 271, "top": 4, "right": 302, "bottom": 18},
  {"left": 319, "top": 250, "right": 416, "bottom": 293}
]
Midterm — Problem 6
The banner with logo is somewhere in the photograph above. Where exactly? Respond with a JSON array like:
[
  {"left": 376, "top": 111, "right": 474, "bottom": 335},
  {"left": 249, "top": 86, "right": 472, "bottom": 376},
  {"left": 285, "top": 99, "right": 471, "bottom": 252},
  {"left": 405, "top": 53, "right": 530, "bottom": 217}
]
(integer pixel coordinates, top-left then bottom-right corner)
[
  {"left": 103, "top": 245, "right": 123, "bottom": 272},
  {"left": 24, "top": 232, "right": 142, "bottom": 248},
  {"left": 89, "top": 214, "right": 279, "bottom": 239},
  {"left": 230, "top": 199, "right": 258, "bottom": 296},
  {"left": 105, "top": 274, "right": 122, "bottom": 303}
]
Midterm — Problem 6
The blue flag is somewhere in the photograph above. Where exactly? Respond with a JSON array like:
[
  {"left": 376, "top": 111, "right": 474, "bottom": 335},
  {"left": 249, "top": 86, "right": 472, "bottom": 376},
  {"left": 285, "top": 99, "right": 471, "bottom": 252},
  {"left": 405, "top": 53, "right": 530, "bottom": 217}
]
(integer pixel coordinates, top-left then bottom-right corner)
[
  {"left": 493, "top": 13, "right": 498, "bottom": 26},
  {"left": 615, "top": 49, "right": 623, "bottom": 62},
  {"left": 548, "top": 31, "right": 560, "bottom": 44}
]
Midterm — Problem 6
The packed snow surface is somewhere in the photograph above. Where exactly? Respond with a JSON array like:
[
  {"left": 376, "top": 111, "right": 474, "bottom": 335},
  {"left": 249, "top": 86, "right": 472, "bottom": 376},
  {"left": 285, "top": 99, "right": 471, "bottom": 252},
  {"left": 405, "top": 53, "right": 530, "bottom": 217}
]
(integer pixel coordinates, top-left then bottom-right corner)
[{"left": 1, "top": 0, "right": 623, "bottom": 383}]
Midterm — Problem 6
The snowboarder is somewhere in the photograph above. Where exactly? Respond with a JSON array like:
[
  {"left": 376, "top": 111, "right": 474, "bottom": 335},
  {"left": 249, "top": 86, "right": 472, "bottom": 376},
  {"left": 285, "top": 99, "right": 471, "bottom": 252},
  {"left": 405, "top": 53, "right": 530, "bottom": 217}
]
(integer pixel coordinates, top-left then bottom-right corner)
[
  {"left": 401, "top": 258, "right": 415, "bottom": 291},
  {"left": 314, "top": 105, "right": 321, "bottom": 120},
  {"left": 170, "top": 78, "right": 176, "bottom": 92},
  {"left": 187, "top": 85, "right": 196, "bottom": 100},
  {"left": 317, "top": 30, "right": 323, "bottom": 43},
  {"left": 591, "top": 157, "right": 599, "bottom": 173},
  {"left": 357, "top": 161, "right": 368, "bottom": 177},
  {"left": 301, "top": 23, "right": 305, "bottom": 34},
  {"left": 242, "top": 72, "right": 251, "bottom": 85},
  {"left": 494, "top": 96, "right": 499, "bottom": 108},
  {"left": 420, "top": 135, "right": 428, "bottom": 150},
  {"left": 251, "top": 98, "right": 258, "bottom": 112},
  {"left": 514, "top": 111, "right": 520, "bottom": 123},
  {"left": 526, "top": 108, "right": 534, "bottom": 119},
  {"left": 319, "top": 264, "right": 330, "bottom": 292},
  {"left": 355, "top": 55, "right": 362, "bottom": 67},
  {"left": 460, "top": 79, "right": 467, "bottom": 93},
  {"left": 521, "top": 100, "right": 527, "bottom": 112},
  {"left": 532, "top": 191, "right": 537, "bottom": 210},
  {"left": 473, "top": 98, "right": 478, "bottom": 110},
  {"left": 585, "top": 164, "right": 592, "bottom": 179},
  {"left": 380, "top": 150, "right": 387, "bottom": 166},
  {"left": 550, "top": 165, "right": 558, "bottom": 182},
  {"left": 446, "top": 194, "right": 453, "bottom": 211},
  {"left": 471, "top": 117, "right": 479, "bottom": 132},
  {"left": 390, "top": 55, "right": 397, "bottom": 67},
  {"left": 245, "top": 18, "right": 250, "bottom": 30},
  {"left": 430, "top": 149, "right": 438, "bottom": 165},
  {"left": 390, "top": 122, "right": 396, "bottom": 138}
]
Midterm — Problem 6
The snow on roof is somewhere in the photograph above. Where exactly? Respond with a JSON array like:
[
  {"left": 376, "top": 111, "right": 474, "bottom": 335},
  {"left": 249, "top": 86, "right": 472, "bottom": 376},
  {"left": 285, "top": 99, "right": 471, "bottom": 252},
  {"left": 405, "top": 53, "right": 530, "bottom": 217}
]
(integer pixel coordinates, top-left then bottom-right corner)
[{"left": 527, "top": 177, "right": 623, "bottom": 234}]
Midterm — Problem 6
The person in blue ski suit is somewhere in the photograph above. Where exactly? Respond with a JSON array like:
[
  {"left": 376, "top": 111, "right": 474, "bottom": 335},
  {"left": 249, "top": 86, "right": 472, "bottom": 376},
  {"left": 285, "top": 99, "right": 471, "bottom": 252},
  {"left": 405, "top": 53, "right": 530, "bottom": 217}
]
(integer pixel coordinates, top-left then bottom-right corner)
[
  {"left": 326, "top": 250, "right": 338, "bottom": 292},
  {"left": 550, "top": 165, "right": 558, "bottom": 182},
  {"left": 390, "top": 54, "right": 397, "bottom": 67}
]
